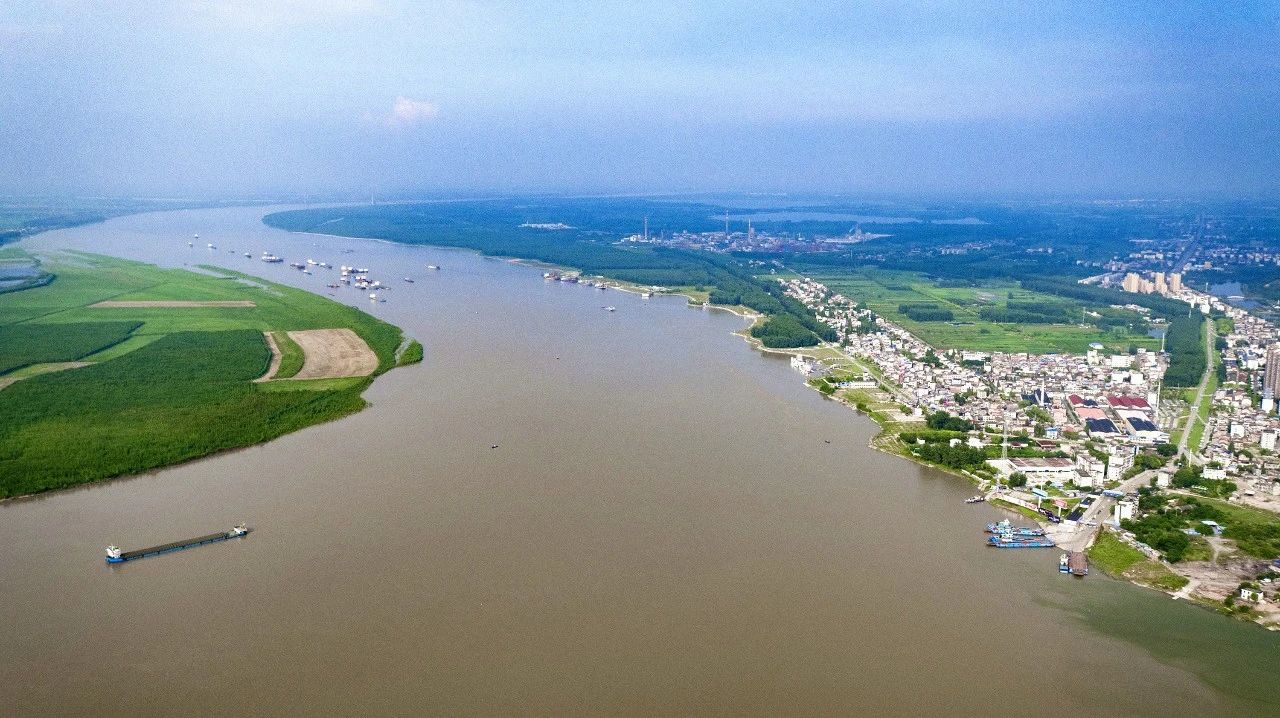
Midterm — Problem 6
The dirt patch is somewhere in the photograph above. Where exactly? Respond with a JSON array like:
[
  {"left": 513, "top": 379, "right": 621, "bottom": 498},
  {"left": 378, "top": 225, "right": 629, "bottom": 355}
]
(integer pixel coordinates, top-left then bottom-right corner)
[
  {"left": 287, "top": 329, "right": 378, "bottom": 379},
  {"left": 255, "top": 332, "right": 282, "bottom": 383},
  {"left": 89, "top": 300, "right": 256, "bottom": 308}
]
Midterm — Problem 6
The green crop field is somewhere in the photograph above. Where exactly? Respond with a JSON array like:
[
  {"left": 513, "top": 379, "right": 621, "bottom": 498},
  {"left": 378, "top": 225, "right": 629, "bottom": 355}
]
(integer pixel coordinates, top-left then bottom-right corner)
[
  {"left": 0, "top": 251, "right": 408, "bottom": 497},
  {"left": 271, "top": 331, "right": 306, "bottom": 379},
  {"left": 807, "top": 268, "right": 1160, "bottom": 354},
  {"left": 0, "top": 321, "right": 140, "bottom": 374}
]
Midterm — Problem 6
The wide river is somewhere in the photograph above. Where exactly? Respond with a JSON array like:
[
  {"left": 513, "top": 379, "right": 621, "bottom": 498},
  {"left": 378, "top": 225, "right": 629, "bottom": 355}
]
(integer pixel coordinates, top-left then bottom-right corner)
[{"left": 4, "top": 207, "right": 1277, "bottom": 715}]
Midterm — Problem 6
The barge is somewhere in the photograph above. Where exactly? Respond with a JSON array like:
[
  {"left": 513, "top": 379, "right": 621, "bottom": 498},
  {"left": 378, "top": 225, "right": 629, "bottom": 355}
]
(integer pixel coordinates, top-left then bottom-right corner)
[
  {"left": 986, "top": 520, "right": 1046, "bottom": 536},
  {"left": 1059, "top": 551, "right": 1089, "bottom": 576},
  {"left": 988, "top": 535, "right": 1055, "bottom": 548},
  {"left": 106, "top": 524, "right": 249, "bottom": 563}
]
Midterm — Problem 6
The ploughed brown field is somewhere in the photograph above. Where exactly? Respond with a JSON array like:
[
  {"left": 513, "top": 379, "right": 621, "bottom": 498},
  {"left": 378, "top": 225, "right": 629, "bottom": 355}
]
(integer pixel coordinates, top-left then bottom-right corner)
[{"left": 285, "top": 328, "right": 378, "bottom": 379}]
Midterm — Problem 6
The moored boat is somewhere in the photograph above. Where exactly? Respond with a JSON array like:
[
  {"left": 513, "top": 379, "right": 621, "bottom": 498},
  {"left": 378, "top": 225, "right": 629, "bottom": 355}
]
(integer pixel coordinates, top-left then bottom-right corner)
[{"left": 988, "top": 535, "right": 1055, "bottom": 548}]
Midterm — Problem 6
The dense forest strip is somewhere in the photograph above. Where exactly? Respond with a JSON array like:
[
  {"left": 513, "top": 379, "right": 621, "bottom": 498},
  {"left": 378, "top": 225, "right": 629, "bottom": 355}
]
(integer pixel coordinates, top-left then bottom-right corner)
[{"left": 1162, "top": 315, "right": 1208, "bottom": 387}]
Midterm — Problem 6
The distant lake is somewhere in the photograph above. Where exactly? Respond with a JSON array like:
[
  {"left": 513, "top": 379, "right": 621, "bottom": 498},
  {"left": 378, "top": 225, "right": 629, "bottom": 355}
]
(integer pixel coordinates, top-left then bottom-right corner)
[
  {"left": 1210, "top": 282, "right": 1261, "bottom": 309},
  {"left": 932, "top": 217, "right": 989, "bottom": 225},
  {"left": 723, "top": 212, "right": 988, "bottom": 225},
  {"left": 0, "top": 263, "right": 40, "bottom": 289},
  {"left": 724, "top": 211, "right": 922, "bottom": 224}
]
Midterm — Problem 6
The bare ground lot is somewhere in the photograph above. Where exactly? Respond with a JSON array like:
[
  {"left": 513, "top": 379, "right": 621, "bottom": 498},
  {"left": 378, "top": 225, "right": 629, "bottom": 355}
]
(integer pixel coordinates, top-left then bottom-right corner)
[
  {"left": 89, "top": 300, "right": 256, "bottom": 308},
  {"left": 287, "top": 329, "right": 378, "bottom": 379}
]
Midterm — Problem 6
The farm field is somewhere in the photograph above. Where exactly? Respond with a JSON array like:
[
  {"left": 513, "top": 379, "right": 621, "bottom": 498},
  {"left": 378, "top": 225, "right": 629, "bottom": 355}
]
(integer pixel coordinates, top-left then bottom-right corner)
[
  {"left": 0, "top": 250, "right": 407, "bottom": 497},
  {"left": 804, "top": 268, "right": 1161, "bottom": 354}
]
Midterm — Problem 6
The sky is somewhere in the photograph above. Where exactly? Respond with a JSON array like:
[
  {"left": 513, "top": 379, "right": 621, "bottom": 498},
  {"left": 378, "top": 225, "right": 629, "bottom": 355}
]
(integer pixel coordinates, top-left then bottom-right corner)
[{"left": 1, "top": 1, "right": 1277, "bottom": 199}]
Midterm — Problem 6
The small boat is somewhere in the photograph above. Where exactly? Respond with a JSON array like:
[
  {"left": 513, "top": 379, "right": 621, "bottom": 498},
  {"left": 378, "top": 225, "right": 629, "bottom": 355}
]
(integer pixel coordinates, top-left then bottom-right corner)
[
  {"left": 403, "top": 277, "right": 414, "bottom": 283},
  {"left": 206, "top": 243, "right": 216, "bottom": 249},
  {"left": 261, "top": 254, "right": 283, "bottom": 263},
  {"left": 642, "top": 291, "right": 652, "bottom": 298},
  {"left": 603, "top": 306, "right": 616, "bottom": 312},
  {"left": 543, "top": 272, "right": 556, "bottom": 279},
  {"left": 302, "top": 269, "right": 312, "bottom": 275},
  {"left": 427, "top": 265, "right": 440, "bottom": 270},
  {"left": 244, "top": 252, "right": 252, "bottom": 258},
  {"left": 965, "top": 495, "right": 985, "bottom": 504},
  {"left": 306, "top": 259, "right": 318, "bottom": 265}
]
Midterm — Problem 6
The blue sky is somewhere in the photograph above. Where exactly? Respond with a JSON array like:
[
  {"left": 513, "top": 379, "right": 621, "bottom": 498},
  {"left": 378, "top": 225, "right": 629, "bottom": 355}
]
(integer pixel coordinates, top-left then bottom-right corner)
[{"left": 1, "top": 1, "right": 1276, "bottom": 198}]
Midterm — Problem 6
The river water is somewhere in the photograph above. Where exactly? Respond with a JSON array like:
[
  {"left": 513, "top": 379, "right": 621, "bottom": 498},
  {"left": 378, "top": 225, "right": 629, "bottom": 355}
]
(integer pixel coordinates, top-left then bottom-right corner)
[{"left": 4, "top": 207, "right": 1276, "bottom": 716}]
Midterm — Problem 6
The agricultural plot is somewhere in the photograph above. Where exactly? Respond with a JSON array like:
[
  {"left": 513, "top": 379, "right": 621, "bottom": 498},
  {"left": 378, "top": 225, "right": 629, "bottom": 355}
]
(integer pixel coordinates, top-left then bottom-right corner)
[
  {"left": 808, "top": 268, "right": 1159, "bottom": 354},
  {"left": 0, "top": 252, "right": 407, "bottom": 497}
]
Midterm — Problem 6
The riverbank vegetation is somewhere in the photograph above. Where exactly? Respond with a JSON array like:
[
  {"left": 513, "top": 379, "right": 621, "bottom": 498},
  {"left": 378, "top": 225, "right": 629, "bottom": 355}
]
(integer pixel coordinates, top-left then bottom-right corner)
[
  {"left": 1088, "top": 531, "right": 1189, "bottom": 592},
  {"left": 0, "top": 253, "right": 406, "bottom": 498},
  {"left": 398, "top": 339, "right": 424, "bottom": 366}
]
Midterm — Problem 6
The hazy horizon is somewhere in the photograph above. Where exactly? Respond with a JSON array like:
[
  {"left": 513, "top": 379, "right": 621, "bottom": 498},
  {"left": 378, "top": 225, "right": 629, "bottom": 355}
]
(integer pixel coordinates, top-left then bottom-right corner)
[{"left": 2, "top": 1, "right": 1277, "bottom": 199}]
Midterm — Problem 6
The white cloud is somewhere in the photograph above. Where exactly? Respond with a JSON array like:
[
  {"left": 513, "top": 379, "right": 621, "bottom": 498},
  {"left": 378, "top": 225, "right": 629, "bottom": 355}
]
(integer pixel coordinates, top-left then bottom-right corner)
[
  {"left": 386, "top": 96, "right": 440, "bottom": 127},
  {"left": 182, "top": 0, "right": 385, "bottom": 31}
]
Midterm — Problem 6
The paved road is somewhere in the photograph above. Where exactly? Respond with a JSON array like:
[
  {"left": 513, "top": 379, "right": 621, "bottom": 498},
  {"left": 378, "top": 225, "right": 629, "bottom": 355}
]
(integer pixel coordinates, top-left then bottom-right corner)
[
  {"left": 1051, "top": 469, "right": 1159, "bottom": 552},
  {"left": 1173, "top": 216, "right": 1204, "bottom": 273}
]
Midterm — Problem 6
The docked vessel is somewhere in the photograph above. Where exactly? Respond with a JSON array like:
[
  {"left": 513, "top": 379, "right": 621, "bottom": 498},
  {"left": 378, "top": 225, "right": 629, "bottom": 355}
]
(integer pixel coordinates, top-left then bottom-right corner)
[
  {"left": 106, "top": 524, "right": 249, "bottom": 563},
  {"left": 1060, "top": 551, "right": 1088, "bottom": 576},
  {"left": 965, "top": 495, "right": 985, "bottom": 504},
  {"left": 988, "top": 535, "right": 1055, "bottom": 548},
  {"left": 986, "top": 520, "right": 1045, "bottom": 536}
]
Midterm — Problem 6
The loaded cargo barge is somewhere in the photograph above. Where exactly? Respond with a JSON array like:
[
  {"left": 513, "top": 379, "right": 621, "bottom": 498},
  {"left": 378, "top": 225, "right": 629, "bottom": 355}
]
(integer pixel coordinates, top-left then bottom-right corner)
[
  {"left": 106, "top": 524, "right": 249, "bottom": 563},
  {"left": 1059, "top": 551, "right": 1089, "bottom": 576}
]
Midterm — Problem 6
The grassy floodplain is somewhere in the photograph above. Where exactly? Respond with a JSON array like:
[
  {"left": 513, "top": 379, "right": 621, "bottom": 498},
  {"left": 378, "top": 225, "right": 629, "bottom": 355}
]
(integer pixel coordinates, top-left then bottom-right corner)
[
  {"left": 0, "top": 251, "right": 407, "bottom": 498},
  {"left": 802, "top": 268, "right": 1161, "bottom": 354},
  {"left": 1088, "top": 531, "right": 1189, "bottom": 592}
]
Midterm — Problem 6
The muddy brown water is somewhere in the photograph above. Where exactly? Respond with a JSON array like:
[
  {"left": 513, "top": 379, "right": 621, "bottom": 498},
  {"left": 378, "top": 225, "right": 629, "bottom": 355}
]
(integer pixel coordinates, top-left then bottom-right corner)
[{"left": 3, "top": 207, "right": 1277, "bottom": 716}]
